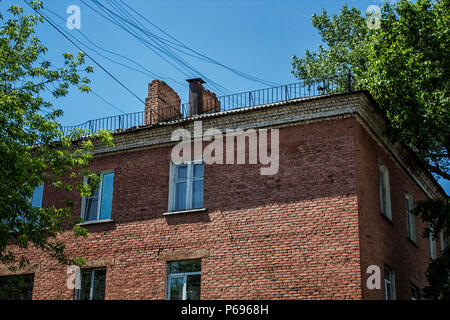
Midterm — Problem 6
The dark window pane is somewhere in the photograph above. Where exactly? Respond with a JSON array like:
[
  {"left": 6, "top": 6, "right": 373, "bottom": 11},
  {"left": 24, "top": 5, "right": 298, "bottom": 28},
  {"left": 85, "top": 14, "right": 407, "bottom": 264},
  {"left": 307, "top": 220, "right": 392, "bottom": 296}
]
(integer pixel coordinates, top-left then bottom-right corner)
[
  {"left": 77, "top": 269, "right": 106, "bottom": 300},
  {"left": 406, "top": 198, "right": 412, "bottom": 237},
  {"left": 385, "top": 282, "right": 392, "bottom": 300},
  {"left": 0, "top": 274, "right": 34, "bottom": 300},
  {"left": 384, "top": 267, "right": 393, "bottom": 300},
  {"left": 85, "top": 198, "right": 99, "bottom": 221},
  {"left": 186, "top": 274, "right": 201, "bottom": 300},
  {"left": 92, "top": 269, "right": 106, "bottom": 300},
  {"left": 384, "top": 268, "right": 390, "bottom": 281},
  {"left": 405, "top": 197, "right": 410, "bottom": 214},
  {"left": 78, "top": 270, "right": 92, "bottom": 300},
  {"left": 169, "top": 260, "right": 201, "bottom": 274},
  {"left": 379, "top": 170, "right": 386, "bottom": 214},
  {"left": 411, "top": 285, "right": 419, "bottom": 300},
  {"left": 84, "top": 186, "right": 99, "bottom": 221},
  {"left": 169, "top": 277, "right": 184, "bottom": 300}
]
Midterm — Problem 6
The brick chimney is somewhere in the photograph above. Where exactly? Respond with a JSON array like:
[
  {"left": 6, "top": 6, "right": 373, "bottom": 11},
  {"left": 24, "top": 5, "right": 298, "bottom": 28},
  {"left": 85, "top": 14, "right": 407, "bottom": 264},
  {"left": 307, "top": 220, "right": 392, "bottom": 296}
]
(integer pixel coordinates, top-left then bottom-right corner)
[
  {"left": 187, "top": 78, "right": 220, "bottom": 116},
  {"left": 201, "top": 88, "right": 220, "bottom": 114},
  {"left": 145, "top": 80, "right": 181, "bottom": 125}
]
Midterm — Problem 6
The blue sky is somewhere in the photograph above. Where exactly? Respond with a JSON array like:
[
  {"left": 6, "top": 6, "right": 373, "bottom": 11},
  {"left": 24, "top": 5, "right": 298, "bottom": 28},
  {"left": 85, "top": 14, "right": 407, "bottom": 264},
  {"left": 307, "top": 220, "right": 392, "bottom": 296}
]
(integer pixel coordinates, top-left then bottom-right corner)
[
  {"left": 5, "top": 0, "right": 385, "bottom": 121},
  {"left": 2, "top": 0, "right": 448, "bottom": 194}
]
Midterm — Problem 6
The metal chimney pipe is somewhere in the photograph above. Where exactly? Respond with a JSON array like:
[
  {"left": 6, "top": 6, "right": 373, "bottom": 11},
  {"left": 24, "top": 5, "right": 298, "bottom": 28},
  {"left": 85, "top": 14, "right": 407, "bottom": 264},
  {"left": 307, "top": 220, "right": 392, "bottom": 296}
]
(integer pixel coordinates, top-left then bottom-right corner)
[{"left": 187, "top": 78, "right": 205, "bottom": 116}]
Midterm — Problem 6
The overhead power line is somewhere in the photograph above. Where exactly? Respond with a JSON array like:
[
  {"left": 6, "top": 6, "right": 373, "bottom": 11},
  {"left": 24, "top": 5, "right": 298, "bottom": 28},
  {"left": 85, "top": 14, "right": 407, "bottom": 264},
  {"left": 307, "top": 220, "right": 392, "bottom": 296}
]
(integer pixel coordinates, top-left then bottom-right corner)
[
  {"left": 79, "top": 0, "right": 194, "bottom": 79},
  {"left": 90, "top": 90, "right": 126, "bottom": 114},
  {"left": 82, "top": 0, "right": 233, "bottom": 96},
  {"left": 115, "top": 0, "right": 280, "bottom": 87},
  {"left": 97, "top": 0, "right": 226, "bottom": 92},
  {"left": 41, "top": 58, "right": 127, "bottom": 114},
  {"left": 43, "top": 6, "right": 188, "bottom": 89},
  {"left": 24, "top": 1, "right": 181, "bottom": 123},
  {"left": 22, "top": 0, "right": 145, "bottom": 107}
]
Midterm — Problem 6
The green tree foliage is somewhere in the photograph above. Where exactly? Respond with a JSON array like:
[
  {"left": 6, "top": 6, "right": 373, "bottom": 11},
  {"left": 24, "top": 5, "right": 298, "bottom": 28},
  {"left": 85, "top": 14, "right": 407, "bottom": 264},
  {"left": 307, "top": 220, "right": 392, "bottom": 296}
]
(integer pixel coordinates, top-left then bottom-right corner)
[
  {"left": 0, "top": 0, "right": 113, "bottom": 274},
  {"left": 292, "top": 0, "right": 449, "bottom": 299},
  {"left": 413, "top": 199, "right": 450, "bottom": 299}
]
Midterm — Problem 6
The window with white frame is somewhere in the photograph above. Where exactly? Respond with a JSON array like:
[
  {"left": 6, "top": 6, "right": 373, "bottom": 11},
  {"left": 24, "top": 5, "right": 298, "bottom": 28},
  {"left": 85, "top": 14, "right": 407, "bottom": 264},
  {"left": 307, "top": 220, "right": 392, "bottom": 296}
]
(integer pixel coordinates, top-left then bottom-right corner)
[
  {"left": 166, "top": 259, "right": 201, "bottom": 300},
  {"left": 169, "top": 161, "right": 204, "bottom": 212},
  {"left": 405, "top": 193, "right": 416, "bottom": 243},
  {"left": 384, "top": 266, "right": 395, "bottom": 300},
  {"left": 74, "top": 268, "right": 106, "bottom": 300},
  {"left": 379, "top": 164, "right": 392, "bottom": 220},
  {"left": 429, "top": 225, "right": 437, "bottom": 260},
  {"left": 81, "top": 171, "right": 114, "bottom": 222}
]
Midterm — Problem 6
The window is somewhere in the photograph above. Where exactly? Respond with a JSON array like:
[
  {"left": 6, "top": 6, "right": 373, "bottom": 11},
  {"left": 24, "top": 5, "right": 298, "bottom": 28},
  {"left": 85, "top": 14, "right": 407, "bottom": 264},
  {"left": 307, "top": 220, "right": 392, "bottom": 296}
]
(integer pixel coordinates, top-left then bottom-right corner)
[
  {"left": 384, "top": 266, "right": 395, "bottom": 300},
  {"left": 410, "top": 284, "right": 420, "bottom": 300},
  {"left": 169, "top": 161, "right": 204, "bottom": 212},
  {"left": 166, "top": 259, "right": 201, "bottom": 300},
  {"left": 429, "top": 225, "right": 437, "bottom": 260},
  {"left": 74, "top": 268, "right": 106, "bottom": 300},
  {"left": 0, "top": 274, "right": 34, "bottom": 300},
  {"left": 13, "top": 184, "right": 44, "bottom": 225},
  {"left": 379, "top": 164, "right": 392, "bottom": 220},
  {"left": 440, "top": 231, "right": 449, "bottom": 252},
  {"left": 405, "top": 193, "right": 416, "bottom": 243},
  {"left": 81, "top": 172, "right": 114, "bottom": 222},
  {"left": 31, "top": 184, "right": 44, "bottom": 208}
]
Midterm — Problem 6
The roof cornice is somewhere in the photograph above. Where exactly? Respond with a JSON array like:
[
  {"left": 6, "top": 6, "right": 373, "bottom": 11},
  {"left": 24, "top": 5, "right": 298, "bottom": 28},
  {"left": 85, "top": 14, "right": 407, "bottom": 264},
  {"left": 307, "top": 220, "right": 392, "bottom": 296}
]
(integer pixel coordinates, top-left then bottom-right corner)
[{"left": 90, "top": 91, "right": 446, "bottom": 199}]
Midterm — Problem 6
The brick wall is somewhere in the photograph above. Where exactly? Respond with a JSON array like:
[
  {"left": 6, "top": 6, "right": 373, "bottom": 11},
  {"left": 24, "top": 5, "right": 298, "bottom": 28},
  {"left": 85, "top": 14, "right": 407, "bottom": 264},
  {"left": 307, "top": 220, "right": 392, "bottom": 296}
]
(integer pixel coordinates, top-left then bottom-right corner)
[
  {"left": 4, "top": 117, "right": 364, "bottom": 300},
  {"left": 355, "top": 121, "right": 436, "bottom": 299},
  {"left": 201, "top": 88, "right": 220, "bottom": 114}
]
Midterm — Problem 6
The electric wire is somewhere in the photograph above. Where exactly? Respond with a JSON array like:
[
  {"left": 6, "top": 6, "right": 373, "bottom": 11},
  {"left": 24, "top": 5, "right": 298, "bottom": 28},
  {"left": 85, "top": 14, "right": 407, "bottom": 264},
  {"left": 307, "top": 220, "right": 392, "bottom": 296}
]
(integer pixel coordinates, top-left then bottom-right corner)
[
  {"left": 22, "top": 0, "right": 145, "bottom": 106},
  {"left": 23, "top": 1, "right": 177, "bottom": 124},
  {"left": 83, "top": 0, "right": 232, "bottom": 96},
  {"left": 114, "top": 0, "right": 279, "bottom": 87},
  {"left": 43, "top": 6, "right": 188, "bottom": 88}
]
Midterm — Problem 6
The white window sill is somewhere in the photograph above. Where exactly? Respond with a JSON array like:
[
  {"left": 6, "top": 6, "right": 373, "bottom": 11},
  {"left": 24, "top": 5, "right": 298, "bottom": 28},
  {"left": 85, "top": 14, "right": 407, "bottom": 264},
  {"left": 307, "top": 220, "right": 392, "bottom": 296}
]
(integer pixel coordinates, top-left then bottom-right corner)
[
  {"left": 77, "top": 219, "right": 114, "bottom": 226},
  {"left": 163, "top": 208, "right": 207, "bottom": 216}
]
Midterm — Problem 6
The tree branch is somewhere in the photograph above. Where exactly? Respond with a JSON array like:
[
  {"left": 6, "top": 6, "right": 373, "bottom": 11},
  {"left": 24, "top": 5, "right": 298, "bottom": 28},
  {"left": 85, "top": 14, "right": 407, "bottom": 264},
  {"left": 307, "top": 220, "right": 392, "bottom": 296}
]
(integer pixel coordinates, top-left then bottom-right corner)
[
  {"left": 427, "top": 164, "right": 450, "bottom": 180},
  {"left": 427, "top": 153, "right": 449, "bottom": 158}
]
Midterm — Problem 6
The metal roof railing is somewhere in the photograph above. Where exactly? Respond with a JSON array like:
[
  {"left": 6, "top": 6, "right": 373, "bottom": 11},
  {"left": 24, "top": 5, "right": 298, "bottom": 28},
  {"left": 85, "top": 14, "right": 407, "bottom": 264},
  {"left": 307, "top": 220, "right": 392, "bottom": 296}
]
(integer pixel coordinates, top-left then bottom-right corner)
[{"left": 61, "top": 74, "right": 354, "bottom": 136}]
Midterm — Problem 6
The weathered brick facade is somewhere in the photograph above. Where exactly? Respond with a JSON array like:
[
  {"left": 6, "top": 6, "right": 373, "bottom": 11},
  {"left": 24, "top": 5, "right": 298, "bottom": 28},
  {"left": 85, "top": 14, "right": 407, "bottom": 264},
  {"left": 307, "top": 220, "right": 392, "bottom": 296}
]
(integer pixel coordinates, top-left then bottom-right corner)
[
  {"left": 201, "top": 87, "right": 221, "bottom": 114},
  {"left": 144, "top": 80, "right": 182, "bottom": 125},
  {"left": 1, "top": 86, "right": 445, "bottom": 300}
]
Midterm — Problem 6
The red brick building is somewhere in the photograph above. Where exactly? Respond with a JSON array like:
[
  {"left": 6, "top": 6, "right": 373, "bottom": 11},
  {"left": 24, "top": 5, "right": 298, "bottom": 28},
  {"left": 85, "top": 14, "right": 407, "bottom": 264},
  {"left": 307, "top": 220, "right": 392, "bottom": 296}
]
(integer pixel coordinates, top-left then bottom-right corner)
[{"left": 0, "top": 79, "right": 446, "bottom": 300}]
